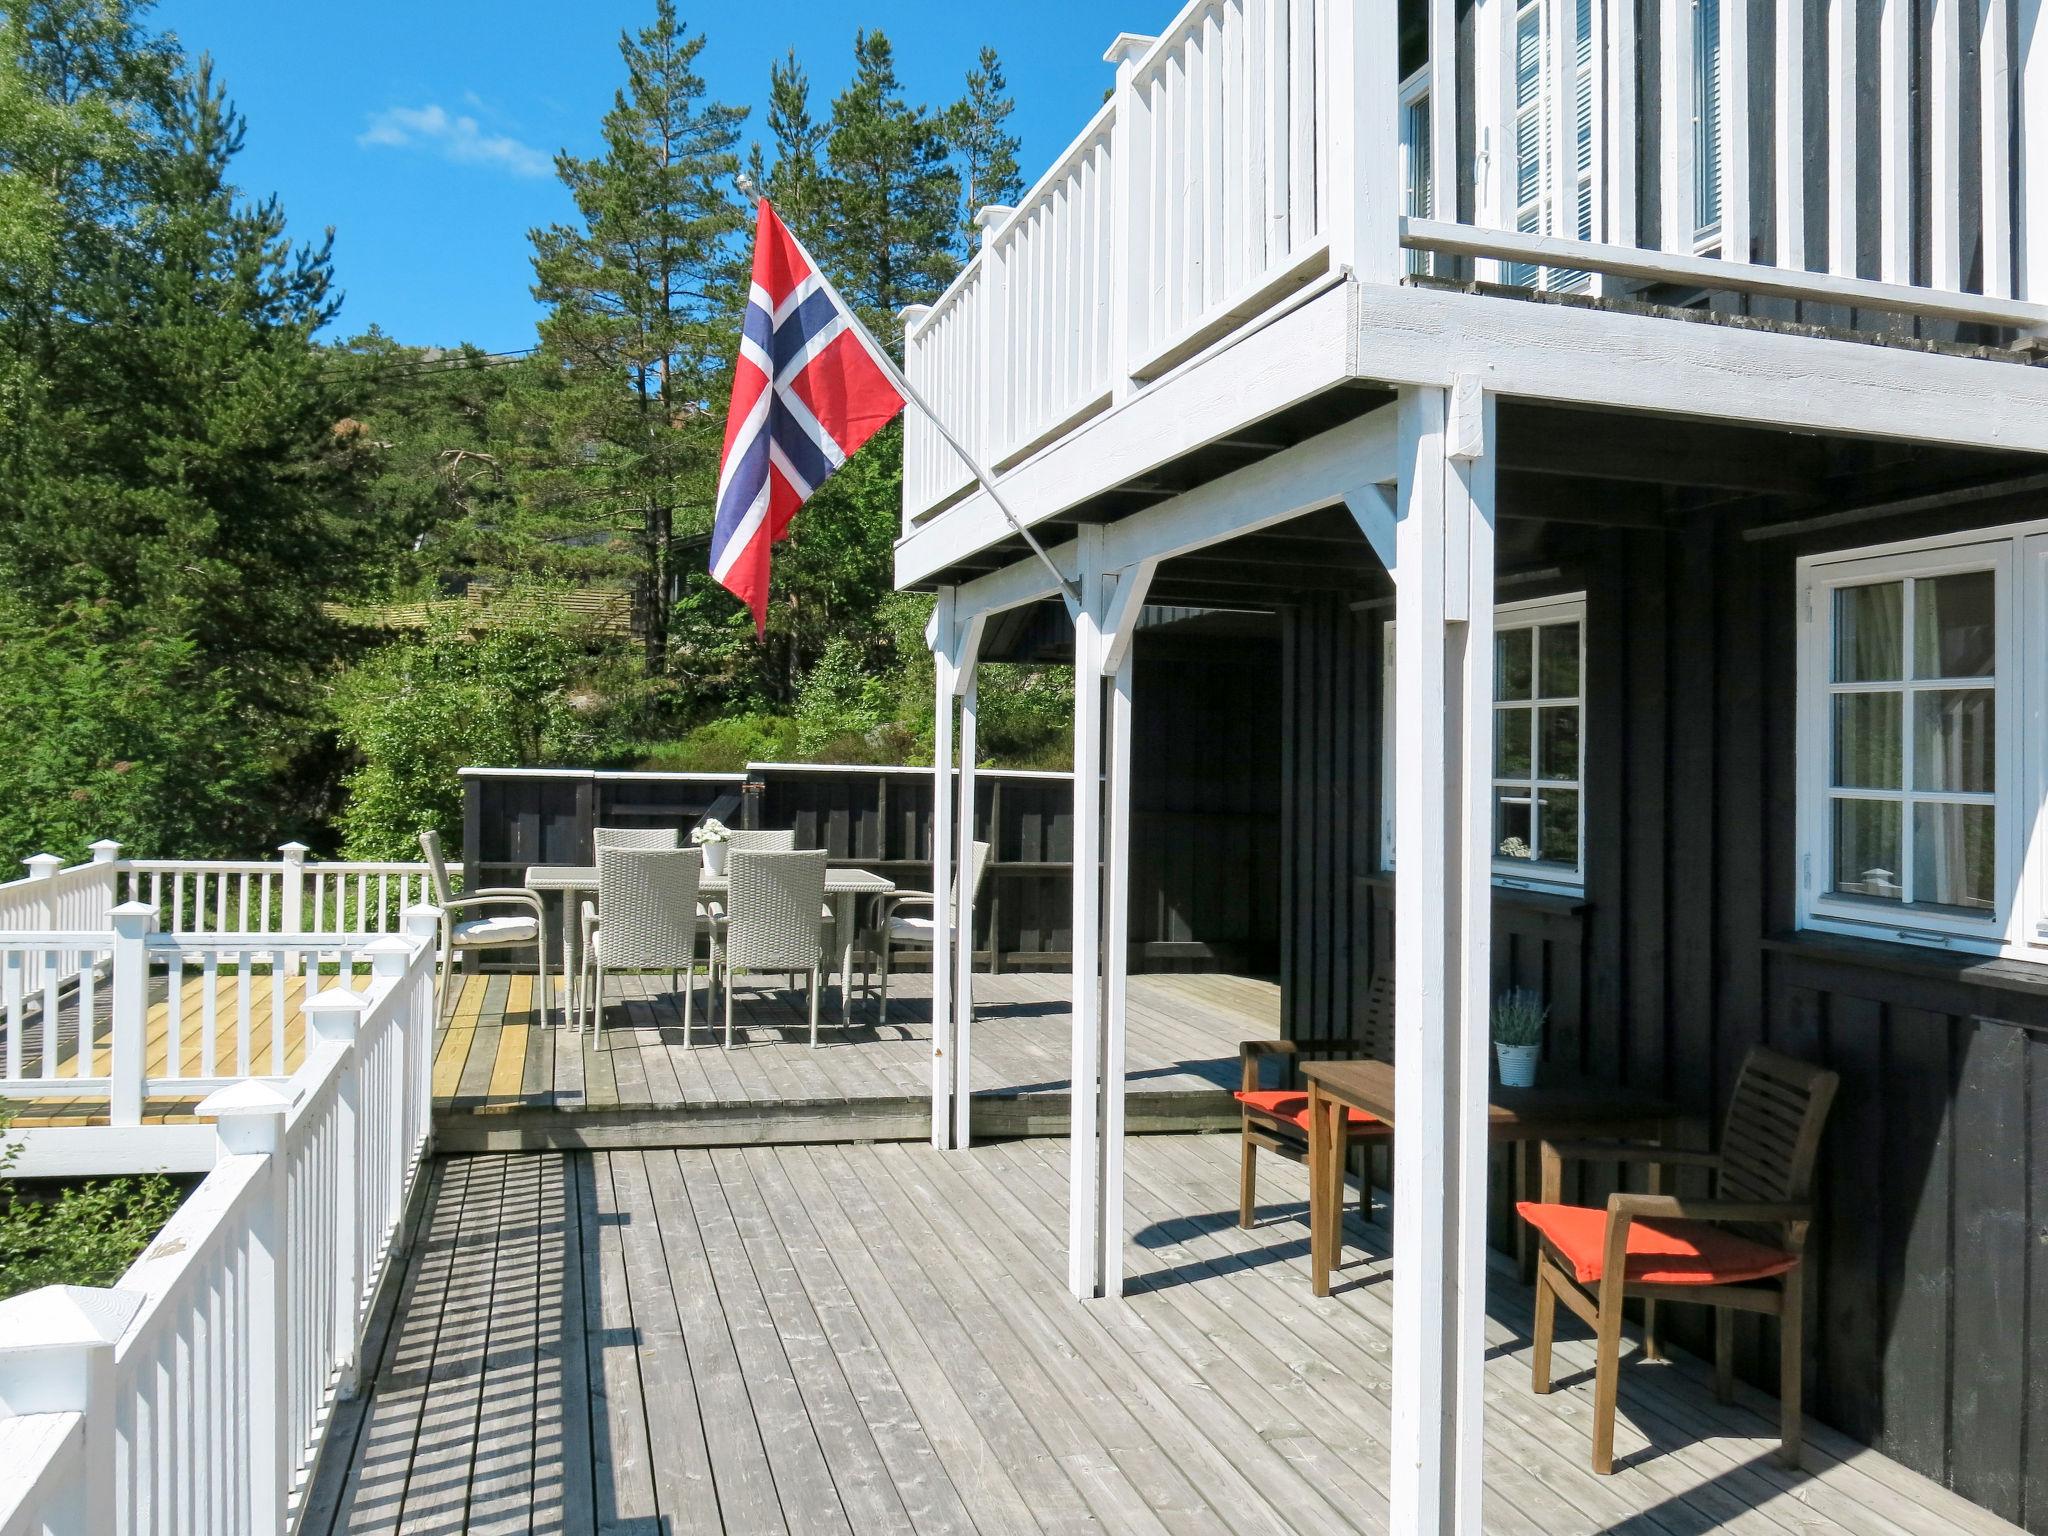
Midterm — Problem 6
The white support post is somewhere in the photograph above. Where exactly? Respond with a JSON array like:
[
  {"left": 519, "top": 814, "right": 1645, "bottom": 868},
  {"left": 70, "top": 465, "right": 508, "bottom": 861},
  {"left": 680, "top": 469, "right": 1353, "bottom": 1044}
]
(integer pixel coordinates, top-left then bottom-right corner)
[
  {"left": 1606, "top": 0, "right": 1638, "bottom": 252},
  {"left": 1326, "top": 0, "right": 1402, "bottom": 284},
  {"left": 306, "top": 985, "right": 368, "bottom": 1395},
  {"left": 108, "top": 902, "right": 153, "bottom": 1127},
  {"left": 26, "top": 855, "right": 61, "bottom": 1055},
  {"left": 1389, "top": 382, "right": 1495, "bottom": 1536},
  {"left": 1879, "top": 0, "right": 1912, "bottom": 283},
  {"left": 952, "top": 618, "right": 984, "bottom": 1151},
  {"left": 1721, "top": 0, "right": 1751, "bottom": 261},
  {"left": 1660, "top": 0, "right": 1695, "bottom": 252},
  {"left": 199, "top": 1078, "right": 293, "bottom": 1534},
  {"left": 1097, "top": 557, "right": 1152, "bottom": 1301},
  {"left": 1068, "top": 530, "right": 1109, "bottom": 1299},
  {"left": 1828, "top": 0, "right": 1859, "bottom": 275},
  {"left": 1984, "top": 0, "right": 2015, "bottom": 298},
  {"left": 0, "top": 1284, "right": 141, "bottom": 1536},
  {"left": 1106, "top": 32, "right": 1155, "bottom": 399},
  {"left": 1476, "top": 0, "right": 1516, "bottom": 281},
  {"left": 930, "top": 590, "right": 959, "bottom": 1151},
  {"left": 279, "top": 840, "right": 309, "bottom": 934},
  {"left": 1774, "top": 0, "right": 1807, "bottom": 270}
]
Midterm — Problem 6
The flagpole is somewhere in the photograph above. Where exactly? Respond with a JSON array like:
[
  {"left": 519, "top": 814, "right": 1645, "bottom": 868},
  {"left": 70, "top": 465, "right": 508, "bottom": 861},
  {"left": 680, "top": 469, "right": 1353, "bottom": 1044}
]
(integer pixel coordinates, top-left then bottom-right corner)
[{"left": 742, "top": 183, "right": 1083, "bottom": 608}]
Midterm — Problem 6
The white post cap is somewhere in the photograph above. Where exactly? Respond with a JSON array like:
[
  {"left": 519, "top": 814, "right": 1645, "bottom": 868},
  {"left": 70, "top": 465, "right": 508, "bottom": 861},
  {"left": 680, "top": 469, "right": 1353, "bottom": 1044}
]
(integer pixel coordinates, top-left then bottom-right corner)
[
  {"left": 305, "top": 985, "right": 370, "bottom": 1043},
  {"left": 87, "top": 839, "right": 123, "bottom": 863},
  {"left": 364, "top": 935, "right": 412, "bottom": 976},
  {"left": 1103, "top": 31, "right": 1158, "bottom": 67},
  {"left": 22, "top": 853, "right": 62, "bottom": 878},
  {"left": 0, "top": 1286, "right": 143, "bottom": 1414}
]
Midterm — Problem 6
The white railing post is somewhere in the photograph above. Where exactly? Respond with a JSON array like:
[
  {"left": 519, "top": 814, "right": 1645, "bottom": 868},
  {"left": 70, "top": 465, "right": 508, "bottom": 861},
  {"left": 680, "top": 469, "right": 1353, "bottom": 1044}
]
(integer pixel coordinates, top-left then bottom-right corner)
[
  {"left": 898, "top": 304, "right": 933, "bottom": 528},
  {"left": 368, "top": 935, "right": 415, "bottom": 1228},
  {"left": 1325, "top": 0, "right": 1401, "bottom": 284},
  {"left": 403, "top": 907, "right": 441, "bottom": 1156},
  {"left": 108, "top": 902, "right": 154, "bottom": 1127},
  {"left": 1104, "top": 33, "right": 1155, "bottom": 398},
  {"left": 198, "top": 1079, "right": 292, "bottom": 1533},
  {"left": 25, "top": 855, "right": 61, "bottom": 1043},
  {"left": 305, "top": 985, "right": 368, "bottom": 1398},
  {"left": 0, "top": 1285, "right": 142, "bottom": 1535},
  {"left": 88, "top": 839, "right": 123, "bottom": 922},
  {"left": 973, "top": 203, "right": 1014, "bottom": 447},
  {"left": 279, "top": 841, "right": 309, "bottom": 934}
]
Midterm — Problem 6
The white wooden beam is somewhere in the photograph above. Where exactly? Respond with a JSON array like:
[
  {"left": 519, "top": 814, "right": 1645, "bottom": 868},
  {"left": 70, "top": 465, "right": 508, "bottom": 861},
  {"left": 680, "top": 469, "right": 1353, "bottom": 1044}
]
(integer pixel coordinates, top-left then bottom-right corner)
[
  {"left": 2021, "top": 0, "right": 2048, "bottom": 301},
  {"left": 1099, "top": 558, "right": 1159, "bottom": 676},
  {"left": 1880, "top": 0, "right": 1913, "bottom": 282},
  {"left": 1345, "top": 482, "right": 1399, "bottom": 578},
  {"left": 1775, "top": 0, "right": 1807, "bottom": 269},
  {"left": 1828, "top": 0, "right": 1858, "bottom": 275},
  {"left": 953, "top": 646, "right": 982, "bottom": 1150},
  {"left": 1984, "top": 0, "right": 2016, "bottom": 298},
  {"left": 1932, "top": 0, "right": 1964, "bottom": 291},
  {"left": 1389, "top": 383, "right": 1495, "bottom": 1536},
  {"left": 1606, "top": 0, "right": 1637, "bottom": 249},
  {"left": 929, "top": 588, "right": 958, "bottom": 1151},
  {"left": 1722, "top": 0, "right": 1751, "bottom": 261},
  {"left": 1660, "top": 0, "right": 1695, "bottom": 252},
  {"left": 1326, "top": 0, "right": 1401, "bottom": 283},
  {"left": 1067, "top": 532, "right": 1111, "bottom": 1298}
]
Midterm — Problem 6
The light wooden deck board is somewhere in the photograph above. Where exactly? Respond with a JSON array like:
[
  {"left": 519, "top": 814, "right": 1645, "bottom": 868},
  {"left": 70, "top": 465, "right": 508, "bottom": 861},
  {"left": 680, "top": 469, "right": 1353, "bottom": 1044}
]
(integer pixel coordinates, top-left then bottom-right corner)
[
  {"left": 307, "top": 1137, "right": 2022, "bottom": 1536},
  {"left": 432, "top": 970, "right": 1283, "bottom": 1149}
]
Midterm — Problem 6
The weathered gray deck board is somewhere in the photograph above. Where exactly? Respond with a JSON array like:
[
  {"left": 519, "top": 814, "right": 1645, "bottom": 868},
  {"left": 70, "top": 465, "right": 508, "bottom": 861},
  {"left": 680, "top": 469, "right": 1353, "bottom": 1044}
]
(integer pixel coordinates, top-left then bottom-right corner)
[
  {"left": 311, "top": 1136, "right": 2022, "bottom": 1536},
  {"left": 435, "top": 970, "right": 1281, "bottom": 1150}
]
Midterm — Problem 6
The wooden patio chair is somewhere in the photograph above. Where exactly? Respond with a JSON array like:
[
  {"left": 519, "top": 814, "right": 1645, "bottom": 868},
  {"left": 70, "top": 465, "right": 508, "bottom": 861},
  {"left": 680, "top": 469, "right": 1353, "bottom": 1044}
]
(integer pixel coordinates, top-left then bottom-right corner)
[
  {"left": 1234, "top": 971, "right": 1395, "bottom": 1230},
  {"left": 1518, "top": 1046, "right": 1839, "bottom": 1474}
]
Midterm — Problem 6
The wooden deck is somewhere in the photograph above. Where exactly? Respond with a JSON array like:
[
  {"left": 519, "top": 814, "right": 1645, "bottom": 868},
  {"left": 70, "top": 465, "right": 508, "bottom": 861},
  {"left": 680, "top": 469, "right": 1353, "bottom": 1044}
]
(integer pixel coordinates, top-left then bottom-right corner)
[
  {"left": 304, "top": 1133, "right": 2019, "bottom": 1536},
  {"left": 432, "top": 970, "right": 1280, "bottom": 1150}
]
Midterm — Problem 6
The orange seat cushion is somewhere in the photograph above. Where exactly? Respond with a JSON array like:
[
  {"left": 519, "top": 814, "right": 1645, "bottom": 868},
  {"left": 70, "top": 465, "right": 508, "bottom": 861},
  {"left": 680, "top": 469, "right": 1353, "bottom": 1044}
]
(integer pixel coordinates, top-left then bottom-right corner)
[
  {"left": 1516, "top": 1201, "right": 1799, "bottom": 1287},
  {"left": 1234, "top": 1089, "right": 1381, "bottom": 1130}
]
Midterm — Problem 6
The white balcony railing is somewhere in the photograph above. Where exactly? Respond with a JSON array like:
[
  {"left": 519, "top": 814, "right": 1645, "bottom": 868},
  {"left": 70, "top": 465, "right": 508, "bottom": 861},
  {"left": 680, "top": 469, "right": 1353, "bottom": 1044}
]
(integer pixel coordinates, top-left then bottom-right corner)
[
  {"left": 0, "top": 917, "right": 439, "bottom": 1533},
  {"left": 901, "top": 0, "right": 2048, "bottom": 528},
  {"left": 0, "top": 843, "right": 434, "bottom": 1130}
]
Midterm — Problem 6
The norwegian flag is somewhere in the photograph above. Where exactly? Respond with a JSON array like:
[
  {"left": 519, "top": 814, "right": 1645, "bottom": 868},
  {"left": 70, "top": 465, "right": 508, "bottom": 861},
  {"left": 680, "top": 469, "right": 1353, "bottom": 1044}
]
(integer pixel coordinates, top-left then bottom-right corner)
[{"left": 711, "top": 199, "right": 906, "bottom": 634}]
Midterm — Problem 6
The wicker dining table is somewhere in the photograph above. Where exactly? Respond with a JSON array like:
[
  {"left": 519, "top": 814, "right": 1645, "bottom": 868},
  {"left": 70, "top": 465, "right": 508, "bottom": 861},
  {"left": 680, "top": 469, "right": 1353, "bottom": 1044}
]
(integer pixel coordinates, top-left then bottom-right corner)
[{"left": 524, "top": 862, "right": 896, "bottom": 1030}]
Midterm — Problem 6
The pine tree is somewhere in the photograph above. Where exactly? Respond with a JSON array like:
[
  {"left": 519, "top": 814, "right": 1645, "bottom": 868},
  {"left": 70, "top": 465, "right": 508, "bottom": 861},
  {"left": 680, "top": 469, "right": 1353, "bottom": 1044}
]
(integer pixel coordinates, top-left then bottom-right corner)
[
  {"left": 747, "top": 50, "right": 829, "bottom": 251},
  {"left": 527, "top": 0, "right": 748, "bottom": 675},
  {"left": 822, "top": 31, "right": 961, "bottom": 332},
  {"left": 950, "top": 47, "right": 1023, "bottom": 248}
]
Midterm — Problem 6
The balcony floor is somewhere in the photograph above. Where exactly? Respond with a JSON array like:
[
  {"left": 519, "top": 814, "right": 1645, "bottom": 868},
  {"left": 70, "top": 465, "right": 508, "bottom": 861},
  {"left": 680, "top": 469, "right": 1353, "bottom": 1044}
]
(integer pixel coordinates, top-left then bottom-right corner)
[
  {"left": 303, "top": 1135, "right": 2019, "bottom": 1536},
  {"left": 432, "top": 970, "right": 1279, "bottom": 1149}
]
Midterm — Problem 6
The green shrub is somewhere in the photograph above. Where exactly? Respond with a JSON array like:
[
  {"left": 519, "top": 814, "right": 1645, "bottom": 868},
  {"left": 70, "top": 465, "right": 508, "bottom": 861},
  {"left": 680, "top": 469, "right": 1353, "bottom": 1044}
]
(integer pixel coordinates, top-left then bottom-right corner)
[
  {"left": 633, "top": 713, "right": 802, "bottom": 773},
  {"left": 0, "top": 1107, "right": 187, "bottom": 1300}
]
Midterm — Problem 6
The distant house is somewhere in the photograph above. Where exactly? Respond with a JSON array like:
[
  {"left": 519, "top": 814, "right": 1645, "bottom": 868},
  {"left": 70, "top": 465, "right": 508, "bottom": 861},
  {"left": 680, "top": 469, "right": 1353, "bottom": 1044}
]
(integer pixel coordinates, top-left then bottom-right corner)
[{"left": 898, "top": 4, "right": 2048, "bottom": 1531}]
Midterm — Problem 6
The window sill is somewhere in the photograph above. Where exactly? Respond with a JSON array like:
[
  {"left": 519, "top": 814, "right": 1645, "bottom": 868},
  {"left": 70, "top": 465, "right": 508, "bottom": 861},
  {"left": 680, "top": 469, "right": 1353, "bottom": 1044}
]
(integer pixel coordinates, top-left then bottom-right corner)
[
  {"left": 1365, "top": 872, "right": 1589, "bottom": 918},
  {"left": 1764, "top": 928, "right": 2048, "bottom": 999}
]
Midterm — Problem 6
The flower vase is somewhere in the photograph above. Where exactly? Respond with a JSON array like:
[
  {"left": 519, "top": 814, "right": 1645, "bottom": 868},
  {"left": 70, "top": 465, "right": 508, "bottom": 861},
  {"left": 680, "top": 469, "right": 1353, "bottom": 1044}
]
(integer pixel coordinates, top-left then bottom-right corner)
[
  {"left": 704, "top": 840, "right": 728, "bottom": 877},
  {"left": 1496, "top": 1042, "right": 1540, "bottom": 1088}
]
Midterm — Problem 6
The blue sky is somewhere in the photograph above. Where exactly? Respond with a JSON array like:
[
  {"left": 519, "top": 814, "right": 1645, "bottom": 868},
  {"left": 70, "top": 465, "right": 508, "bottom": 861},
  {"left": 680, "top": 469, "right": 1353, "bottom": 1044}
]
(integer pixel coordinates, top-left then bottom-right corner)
[{"left": 151, "top": 0, "right": 1126, "bottom": 353}]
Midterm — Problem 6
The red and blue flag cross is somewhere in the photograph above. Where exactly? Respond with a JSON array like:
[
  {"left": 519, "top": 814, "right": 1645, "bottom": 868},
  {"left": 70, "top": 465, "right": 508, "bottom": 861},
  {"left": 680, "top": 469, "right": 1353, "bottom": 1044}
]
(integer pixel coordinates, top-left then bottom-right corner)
[{"left": 711, "top": 198, "right": 907, "bottom": 635}]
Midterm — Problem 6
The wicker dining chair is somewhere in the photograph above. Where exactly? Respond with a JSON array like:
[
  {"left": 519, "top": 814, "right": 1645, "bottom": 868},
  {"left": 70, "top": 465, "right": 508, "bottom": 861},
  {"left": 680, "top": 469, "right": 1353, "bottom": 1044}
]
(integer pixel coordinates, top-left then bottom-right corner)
[
  {"left": 871, "top": 840, "right": 990, "bottom": 1025},
  {"left": 720, "top": 849, "right": 829, "bottom": 1048},
  {"left": 724, "top": 828, "right": 797, "bottom": 853},
  {"left": 580, "top": 847, "right": 712, "bottom": 1040},
  {"left": 1518, "top": 1046, "right": 1840, "bottom": 1474},
  {"left": 418, "top": 831, "right": 551, "bottom": 1027},
  {"left": 594, "top": 826, "right": 679, "bottom": 852}
]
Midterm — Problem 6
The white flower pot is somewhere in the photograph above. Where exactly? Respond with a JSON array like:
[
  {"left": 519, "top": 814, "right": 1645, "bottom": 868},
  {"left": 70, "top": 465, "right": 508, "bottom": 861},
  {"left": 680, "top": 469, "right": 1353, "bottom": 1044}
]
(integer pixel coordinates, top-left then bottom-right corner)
[
  {"left": 703, "top": 840, "right": 729, "bottom": 877},
  {"left": 1496, "top": 1041, "right": 1540, "bottom": 1088}
]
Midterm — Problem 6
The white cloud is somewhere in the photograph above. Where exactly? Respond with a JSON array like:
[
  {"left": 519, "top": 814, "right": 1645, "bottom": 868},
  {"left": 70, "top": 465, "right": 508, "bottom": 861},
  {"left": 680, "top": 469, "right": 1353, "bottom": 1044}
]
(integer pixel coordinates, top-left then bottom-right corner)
[{"left": 357, "top": 103, "right": 551, "bottom": 179}]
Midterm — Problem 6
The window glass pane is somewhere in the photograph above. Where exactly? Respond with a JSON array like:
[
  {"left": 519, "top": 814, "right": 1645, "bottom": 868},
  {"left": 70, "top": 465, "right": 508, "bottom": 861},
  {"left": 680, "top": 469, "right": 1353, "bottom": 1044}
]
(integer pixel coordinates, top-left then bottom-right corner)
[
  {"left": 1834, "top": 583, "right": 1902, "bottom": 682},
  {"left": 1912, "top": 802, "right": 1996, "bottom": 913},
  {"left": 1496, "top": 706, "right": 1532, "bottom": 776},
  {"left": 1913, "top": 688, "right": 1995, "bottom": 793},
  {"left": 1831, "top": 799, "right": 1903, "bottom": 902},
  {"left": 1496, "top": 628, "right": 1533, "bottom": 701},
  {"left": 1912, "top": 570, "right": 1995, "bottom": 679},
  {"left": 1831, "top": 693, "right": 1902, "bottom": 789},
  {"left": 1539, "top": 789, "right": 1580, "bottom": 866},
  {"left": 1694, "top": 0, "right": 1722, "bottom": 232},
  {"left": 1538, "top": 623, "right": 1580, "bottom": 697},
  {"left": 1496, "top": 794, "right": 1535, "bottom": 861},
  {"left": 1538, "top": 706, "right": 1579, "bottom": 781}
]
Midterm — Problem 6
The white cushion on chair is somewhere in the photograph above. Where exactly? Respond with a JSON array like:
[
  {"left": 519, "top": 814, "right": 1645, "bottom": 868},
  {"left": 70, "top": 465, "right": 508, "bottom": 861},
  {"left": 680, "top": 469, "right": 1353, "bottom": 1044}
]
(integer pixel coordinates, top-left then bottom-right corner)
[
  {"left": 887, "top": 912, "right": 938, "bottom": 944},
  {"left": 451, "top": 914, "right": 539, "bottom": 946}
]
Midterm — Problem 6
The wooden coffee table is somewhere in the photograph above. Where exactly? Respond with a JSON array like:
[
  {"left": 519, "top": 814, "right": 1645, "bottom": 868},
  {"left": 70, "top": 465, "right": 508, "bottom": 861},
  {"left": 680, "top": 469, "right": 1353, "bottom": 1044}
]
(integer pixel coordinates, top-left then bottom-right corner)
[{"left": 1299, "top": 1057, "right": 1678, "bottom": 1296}]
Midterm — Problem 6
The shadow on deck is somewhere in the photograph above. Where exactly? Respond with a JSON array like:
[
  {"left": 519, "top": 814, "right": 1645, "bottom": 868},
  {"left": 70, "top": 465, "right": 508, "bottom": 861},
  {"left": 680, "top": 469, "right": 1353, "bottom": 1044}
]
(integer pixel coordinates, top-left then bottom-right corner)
[
  {"left": 432, "top": 970, "right": 1281, "bottom": 1151},
  {"left": 302, "top": 1134, "right": 2019, "bottom": 1536}
]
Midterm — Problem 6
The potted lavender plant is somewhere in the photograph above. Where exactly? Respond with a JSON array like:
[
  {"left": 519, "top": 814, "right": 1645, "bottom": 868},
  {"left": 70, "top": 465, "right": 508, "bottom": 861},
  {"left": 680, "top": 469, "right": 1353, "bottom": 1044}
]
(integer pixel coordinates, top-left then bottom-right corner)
[{"left": 1492, "top": 987, "right": 1547, "bottom": 1088}]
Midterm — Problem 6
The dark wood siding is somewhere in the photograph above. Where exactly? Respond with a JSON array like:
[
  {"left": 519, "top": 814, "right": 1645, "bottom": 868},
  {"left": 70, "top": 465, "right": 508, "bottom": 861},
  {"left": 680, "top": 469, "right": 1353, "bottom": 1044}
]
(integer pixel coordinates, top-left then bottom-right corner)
[{"left": 1279, "top": 508, "right": 2048, "bottom": 1530}]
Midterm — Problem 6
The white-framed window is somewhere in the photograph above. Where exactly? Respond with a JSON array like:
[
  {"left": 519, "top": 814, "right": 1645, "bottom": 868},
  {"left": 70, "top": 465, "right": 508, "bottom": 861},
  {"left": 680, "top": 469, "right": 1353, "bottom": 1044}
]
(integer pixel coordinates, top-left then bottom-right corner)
[
  {"left": 1381, "top": 593, "right": 1588, "bottom": 892},
  {"left": 1797, "top": 530, "right": 2020, "bottom": 954},
  {"left": 1506, "top": 0, "right": 1595, "bottom": 291},
  {"left": 1400, "top": 65, "right": 1433, "bottom": 276}
]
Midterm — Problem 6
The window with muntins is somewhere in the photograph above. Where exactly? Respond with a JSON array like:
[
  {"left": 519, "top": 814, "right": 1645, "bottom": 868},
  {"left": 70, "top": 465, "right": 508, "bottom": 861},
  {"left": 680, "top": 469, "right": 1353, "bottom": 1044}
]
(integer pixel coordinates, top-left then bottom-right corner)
[
  {"left": 1381, "top": 594, "right": 1588, "bottom": 892},
  {"left": 1400, "top": 67, "right": 1432, "bottom": 277},
  {"left": 1798, "top": 530, "right": 2021, "bottom": 954},
  {"left": 1507, "top": 0, "right": 1594, "bottom": 290},
  {"left": 1693, "top": 0, "right": 1723, "bottom": 247}
]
